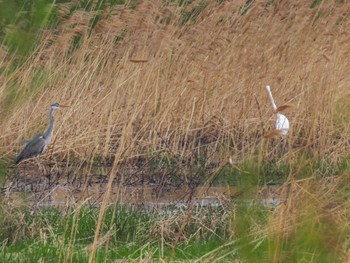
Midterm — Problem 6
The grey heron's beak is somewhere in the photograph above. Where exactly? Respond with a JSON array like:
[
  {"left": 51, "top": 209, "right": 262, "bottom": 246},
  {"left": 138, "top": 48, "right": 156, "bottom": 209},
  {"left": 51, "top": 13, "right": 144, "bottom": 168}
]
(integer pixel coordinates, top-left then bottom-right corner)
[{"left": 60, "top": 105, "right": 69, "bottom": 108}]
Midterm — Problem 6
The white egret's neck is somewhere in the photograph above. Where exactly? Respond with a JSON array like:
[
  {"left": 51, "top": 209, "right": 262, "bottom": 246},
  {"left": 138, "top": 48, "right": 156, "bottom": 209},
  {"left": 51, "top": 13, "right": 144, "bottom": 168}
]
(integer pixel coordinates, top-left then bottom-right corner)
[{"left": 265, "top": 85, "right": 277, "bottom": 111}]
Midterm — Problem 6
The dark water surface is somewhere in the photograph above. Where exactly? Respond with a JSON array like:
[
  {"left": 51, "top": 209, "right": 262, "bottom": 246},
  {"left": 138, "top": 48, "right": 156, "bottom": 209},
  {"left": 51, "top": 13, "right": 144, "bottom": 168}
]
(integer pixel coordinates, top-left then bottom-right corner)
[{"left": 2, "top": 175, "right": 282, "bottom": 209}]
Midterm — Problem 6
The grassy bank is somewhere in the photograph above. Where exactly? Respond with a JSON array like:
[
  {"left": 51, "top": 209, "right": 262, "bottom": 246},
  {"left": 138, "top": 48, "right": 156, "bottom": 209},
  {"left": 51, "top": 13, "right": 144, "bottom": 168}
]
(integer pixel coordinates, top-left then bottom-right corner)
[
  {"left": 0, "top": 202, "right": 235, "bottom": 262},
  {"left": 2, "top": 166, "right": 350, "bottom": 262}
]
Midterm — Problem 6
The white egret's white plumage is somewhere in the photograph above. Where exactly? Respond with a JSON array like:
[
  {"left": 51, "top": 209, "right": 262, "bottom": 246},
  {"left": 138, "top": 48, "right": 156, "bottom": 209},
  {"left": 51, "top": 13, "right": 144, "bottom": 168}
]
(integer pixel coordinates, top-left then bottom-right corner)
[
  {"left": 265, "top": 85, "right": 290, "bottom": 136},
  {"left": 276, "top": 113, "right": 289, "bottom": 135}
]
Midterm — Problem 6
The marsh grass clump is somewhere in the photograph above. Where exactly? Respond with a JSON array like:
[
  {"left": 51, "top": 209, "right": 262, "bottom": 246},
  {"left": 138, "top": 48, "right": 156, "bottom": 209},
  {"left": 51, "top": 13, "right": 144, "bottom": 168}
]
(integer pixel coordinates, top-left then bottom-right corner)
[
  {"left": 310, "top": 0, "right": 323, "bottom": 8},
  {"left": 0, "top": 198, "right": 27, "bottom": 245},
  {"left": 241, "top": 0, "right": 255, "bottom": 15},
  {"left": 0, "top": 0, "right": 55, "bottom": 57},
  {"left": 225, "top": 165, "right": 350, "bottom": 263},
  {"left": 0, "top": 203, "right": 233, "bottom": 262},
  {"left": 179, "top": 0, "right": 208, "bottom": 25}
]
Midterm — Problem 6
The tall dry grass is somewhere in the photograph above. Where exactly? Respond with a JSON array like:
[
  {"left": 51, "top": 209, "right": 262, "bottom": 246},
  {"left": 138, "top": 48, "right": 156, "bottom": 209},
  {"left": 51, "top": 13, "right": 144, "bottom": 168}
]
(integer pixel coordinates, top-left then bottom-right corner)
[
  {"left": 1, "top": 0, "right": 350, "bottom": 261},
  {"left": 1, "top": 0, "right": 349, "bottom": 165}
]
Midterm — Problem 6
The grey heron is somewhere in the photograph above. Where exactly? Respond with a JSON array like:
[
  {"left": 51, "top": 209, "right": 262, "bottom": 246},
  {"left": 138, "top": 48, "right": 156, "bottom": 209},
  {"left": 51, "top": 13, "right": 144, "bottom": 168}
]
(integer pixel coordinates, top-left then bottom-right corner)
[{"left": 14, "top": 102, "right": 68, "bottom": 164}]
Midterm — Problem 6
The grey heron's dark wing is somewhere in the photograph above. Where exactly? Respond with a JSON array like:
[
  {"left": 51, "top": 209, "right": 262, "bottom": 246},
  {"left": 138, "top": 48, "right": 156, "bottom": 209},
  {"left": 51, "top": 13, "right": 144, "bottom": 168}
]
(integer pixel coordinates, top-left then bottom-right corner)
[{"left": 14, "top": 134, "right": 46, "bottom": 164}]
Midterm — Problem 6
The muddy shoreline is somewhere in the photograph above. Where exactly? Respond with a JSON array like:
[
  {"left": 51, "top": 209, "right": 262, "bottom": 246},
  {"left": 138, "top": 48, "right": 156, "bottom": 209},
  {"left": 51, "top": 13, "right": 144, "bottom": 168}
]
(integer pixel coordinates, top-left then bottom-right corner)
[{"left": 2, "top": 171, "right": 283, "bottom": 209}]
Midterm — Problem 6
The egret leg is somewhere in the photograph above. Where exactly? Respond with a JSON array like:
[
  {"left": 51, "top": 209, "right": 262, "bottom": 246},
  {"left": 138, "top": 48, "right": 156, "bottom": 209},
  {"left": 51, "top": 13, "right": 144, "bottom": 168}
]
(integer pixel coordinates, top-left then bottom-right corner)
[{"left": 279, "top": 136, "right": 289, "bottom": 156}]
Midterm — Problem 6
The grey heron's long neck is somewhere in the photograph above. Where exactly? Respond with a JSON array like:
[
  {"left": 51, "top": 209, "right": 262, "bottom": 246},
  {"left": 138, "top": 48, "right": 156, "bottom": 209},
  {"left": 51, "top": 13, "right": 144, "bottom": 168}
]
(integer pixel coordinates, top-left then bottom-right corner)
[{"left": 44, "top": 108, "right": 55, "bottom": 138}]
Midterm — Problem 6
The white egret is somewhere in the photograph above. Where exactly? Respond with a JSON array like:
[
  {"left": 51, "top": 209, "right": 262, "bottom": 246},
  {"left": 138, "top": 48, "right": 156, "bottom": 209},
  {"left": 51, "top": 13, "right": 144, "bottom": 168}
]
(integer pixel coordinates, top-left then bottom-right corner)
[{"left": 265, "top": 85, "right": 290, "bottom": 136}]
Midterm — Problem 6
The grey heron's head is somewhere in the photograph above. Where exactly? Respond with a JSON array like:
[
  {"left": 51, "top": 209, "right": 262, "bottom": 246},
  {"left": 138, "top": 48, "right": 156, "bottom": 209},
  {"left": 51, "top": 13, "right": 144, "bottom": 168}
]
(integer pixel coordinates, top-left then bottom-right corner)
[
  {"left": 51, "top": 102, "right": 60, "bottom": 110},
  {"left": 51, "top": 103, "right": 69, "bottom": 110}
]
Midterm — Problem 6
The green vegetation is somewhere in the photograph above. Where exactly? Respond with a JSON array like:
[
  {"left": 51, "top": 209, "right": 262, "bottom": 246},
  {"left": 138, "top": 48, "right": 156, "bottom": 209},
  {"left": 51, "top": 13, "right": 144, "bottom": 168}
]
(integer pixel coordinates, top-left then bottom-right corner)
[
  {"left": 0, "top": 0, "right": 56, "bottom": 57},
  {"left": 310, "top": 0, "right": 323, "bottom": 8},
  {"left": 2, "top": 156, "right": 350, "bottom": 262},
  {"left": 0, "top": 158, "right": 9, "bottom": 186},
  {"left": 179, "top": 1, "right": 207, "bottom": 25},
  {"left": 0, "top": 203, "right": 234, "bottom": 262},
  {"left": 241, "top": 0, "right": 254, "bottom": 15}
]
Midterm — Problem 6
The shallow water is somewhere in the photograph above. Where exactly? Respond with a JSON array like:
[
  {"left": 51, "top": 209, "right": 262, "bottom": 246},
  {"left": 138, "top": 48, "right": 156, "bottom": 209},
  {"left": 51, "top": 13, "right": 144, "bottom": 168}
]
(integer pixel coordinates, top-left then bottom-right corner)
[{"left": 2, "top": 176, "right": 282, "bottom": 208}]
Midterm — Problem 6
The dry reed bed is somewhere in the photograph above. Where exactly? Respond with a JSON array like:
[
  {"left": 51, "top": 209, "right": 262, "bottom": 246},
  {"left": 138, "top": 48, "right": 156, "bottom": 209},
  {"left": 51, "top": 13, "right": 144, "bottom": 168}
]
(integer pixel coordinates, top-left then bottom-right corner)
[{"left": 0, "top": 1, "right": 349, "bottom": 166}]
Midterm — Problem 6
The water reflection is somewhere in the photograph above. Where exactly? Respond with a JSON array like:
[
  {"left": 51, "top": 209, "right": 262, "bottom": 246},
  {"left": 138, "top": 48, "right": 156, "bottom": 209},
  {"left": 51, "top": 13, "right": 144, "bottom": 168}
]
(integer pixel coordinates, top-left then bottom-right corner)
[{"left": 2, "top": 177, "right": 282, "bottom": 209}]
